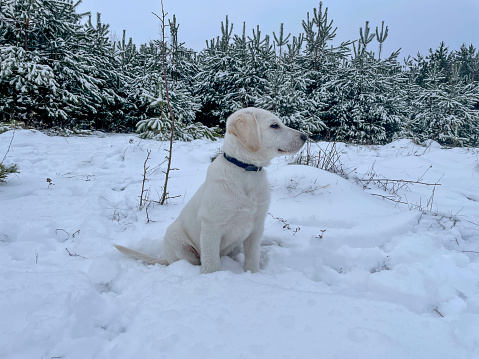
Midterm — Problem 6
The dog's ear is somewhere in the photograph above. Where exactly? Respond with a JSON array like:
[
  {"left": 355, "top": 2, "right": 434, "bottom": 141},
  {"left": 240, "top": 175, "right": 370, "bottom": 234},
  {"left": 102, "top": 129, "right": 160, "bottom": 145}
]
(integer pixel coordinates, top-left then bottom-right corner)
[{"left": 227, "top": 112, "right": 261, "bottom": 152}]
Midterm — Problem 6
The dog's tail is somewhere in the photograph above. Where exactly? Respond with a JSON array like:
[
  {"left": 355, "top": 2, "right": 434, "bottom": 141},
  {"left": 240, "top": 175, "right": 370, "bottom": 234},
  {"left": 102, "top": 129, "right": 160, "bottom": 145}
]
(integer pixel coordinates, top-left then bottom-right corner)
[{"left": 114, "top": 244, "right": 168, "bottom": 265}]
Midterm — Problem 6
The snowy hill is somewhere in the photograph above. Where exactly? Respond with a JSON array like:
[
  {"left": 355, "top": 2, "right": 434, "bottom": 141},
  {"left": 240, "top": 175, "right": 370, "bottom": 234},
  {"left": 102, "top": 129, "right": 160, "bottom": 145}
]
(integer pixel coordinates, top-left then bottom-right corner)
[{"left": 1, "top": 130, "right": 478, "bottom": 358}]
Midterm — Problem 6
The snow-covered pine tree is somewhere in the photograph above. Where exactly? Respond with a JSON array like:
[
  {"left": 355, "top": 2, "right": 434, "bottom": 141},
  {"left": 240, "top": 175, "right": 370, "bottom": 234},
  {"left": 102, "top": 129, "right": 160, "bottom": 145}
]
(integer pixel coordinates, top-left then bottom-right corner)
[
  {"left": 258, "top": 23, "right": 288, "bottom": 115},
  {"left": 455, "top": 44, "right": 479, "bottom": 84},
  {"left": 301, "top": 1, "right": 350, "bottom": 78},
  {"left": 243, "top": 25, "right": 273, "bottom": 104},
  {"left": 83, "top": 13, "right": 126, "bottom": 131},
  {"left": 407, "top": 63, "right": 479, "bottom": 146},
  {"left": 0, "top": 0, "right": 125, "bottom": 129},
  {"left": 135, "top": 14, "right": 217, "bottom": 141},
  {"left": 0, "top": 45, "right": 61, "bottom": 124},
  {"left": 318, "top": 21, "right": 405, "bottom": 144},
  {"left": 166, "top": 15, "right": 202, "bottom": 125},
  {"left": 125, "top": 42, "right": 162, "bottom": 121},
  {"left": 0, "top": 0, "right": 64, "bottom": 125},
  {"left": 194, "top": 16, "right": 241, "bottom": 127},
  {"left": 257, "top": 26, "right": 316, "bottom": 132},
  {"left": 195, "top": 18, "right": 276, "bottom": 128},
  {"left": 222, "top": 23, "right": 273, "bottom": 114},
  {"left": 136, "top": 79, "right": 219, "bottom": 141},
  {"left": 299, "top": 2, "right": 351, "bottom": 138},
  {"left": 0, "top": 163, "right": 18, "bottom": 182},
  {"left": 136, "top": 87, "right": 175, "bottom": 140},
  {"left": 111, "top": 29, "right": 142, "bottom": 131},
  {"left": 273, "top": 23, "right": 290, "bottom": 62},
  {"left": 415, "top": 42, "right": 453, "bottom": 87}
]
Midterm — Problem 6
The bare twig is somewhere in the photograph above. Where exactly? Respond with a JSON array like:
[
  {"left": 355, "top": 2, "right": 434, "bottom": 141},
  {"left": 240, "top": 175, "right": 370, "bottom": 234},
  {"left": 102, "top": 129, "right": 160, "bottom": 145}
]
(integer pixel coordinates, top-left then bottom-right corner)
[
  {"left": 56, "top": 229, "right": 80, "bottom": 242},
  {"left": 268, "top": 212, "right": 291, "bottom": 229},
  {"left": 139, "top": 150, "right": 151, "bottom": 208},
  {"left": 316, "top": 230, "right": 326, "bottom": 239},
  {"left": 145, "top": 205, "right": 153, "bottom": 223},
  {"left": 65, "top": 248, "right": 86, "bottom": 259},
  {"left": 417, "top": 164, "right": 433, "bottom": 182},
  {"left": 465, "top": 220, "right": 479, "bottom": 227},
  {"left": 55, "top": 228, "right": 69, "bottom": 241},
  {"left": 434, "top": 308, "right": 444, "bottom": 318},
  {"left": 294, "top": 141, "right": 348, "bottom": 177},
  {"left": 358, "top": 178, "right": 441, "bottom": 186},
  {"left": 370, "top": 193, "right": 409, "bottom": 205},
  {"left": 427, "top": 182, "right": 437, "bottom": 212},
  {"left": 268, "top": 213, "right": 300, "bottom": 233},
  {"left": 1, "top": 129, "right": 15, "bottom": 165},
  {"left": 357, "top": 164, "right": 442, "bottom": 213}
]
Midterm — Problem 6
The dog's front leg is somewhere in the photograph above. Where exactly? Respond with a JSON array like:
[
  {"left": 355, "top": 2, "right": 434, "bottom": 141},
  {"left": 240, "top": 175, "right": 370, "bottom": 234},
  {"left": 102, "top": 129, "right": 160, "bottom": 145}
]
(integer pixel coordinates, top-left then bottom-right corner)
[
  {"left": 199, "top": 222, "right": 222, "bottom": 274},
  {"left": 243, "top": 226, "right": 263, "bottom": 273}
]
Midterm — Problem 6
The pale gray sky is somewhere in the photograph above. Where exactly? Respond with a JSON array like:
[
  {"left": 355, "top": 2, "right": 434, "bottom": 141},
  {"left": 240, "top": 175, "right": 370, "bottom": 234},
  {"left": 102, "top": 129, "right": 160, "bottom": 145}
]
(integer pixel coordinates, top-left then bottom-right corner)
[{"left": 77, "top": 0, "right": 479, "bottom": 59}]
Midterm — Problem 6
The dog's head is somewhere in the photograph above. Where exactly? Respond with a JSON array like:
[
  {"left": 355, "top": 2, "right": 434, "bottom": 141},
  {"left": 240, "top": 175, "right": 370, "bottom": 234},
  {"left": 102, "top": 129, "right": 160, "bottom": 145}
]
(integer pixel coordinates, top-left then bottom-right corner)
[{"left": 224, "top": 108, "right": 306, "bottom": 166}]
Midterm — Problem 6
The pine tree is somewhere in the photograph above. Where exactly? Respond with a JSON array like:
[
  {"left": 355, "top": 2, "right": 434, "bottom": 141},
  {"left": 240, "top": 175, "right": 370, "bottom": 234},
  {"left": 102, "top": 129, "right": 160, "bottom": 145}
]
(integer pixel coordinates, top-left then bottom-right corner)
[
  {"left": 195, "top": 18, "right": 275, "bottom": 127},
  {"left": 136, "top": 13, "right": 217, "bottom": 141},
  {"left": 455, "top": 44, "right": 479, "bottom": 83},
  {"left": 2, "top": 0, "right": 477, "bottom": 147},
  {"left": 318, "top": 21, "right": 405, "bottom": 144},
  {"left": 257, "top": 28, "right": 317, "bottom": 132},
  {"left": 0, "top": 0, "right": 64, "bottom": 125},
  {"left": 0, "top": 0, "right": 125, "bottom": 129},
  {"left": 112, "top": 29, "right": 142, "bottom": 131},
  {"left": 301, "top": 2, "right": 350, "bottom": 81},
  {"left": 415, "top": 42, "right": 453, "bottom": 87},
  {"left": 273, "top": 23, "right": 290, "bottom": 61},
  {"left": 136, "top": 96, "right": 219, "bottom": 141},
  {"left": 223, "top": 23, "right": 274, "bottom": 113},
  {"left": 0, "top": 45, "right": 61, "bottom": 124},
  {"left": 408, "top": 63, "right": 479, "bottom": 146},
  {"left": 0, "top": 162, "right": 19, "bottom": 183},
  {"left": 299, "top": 2, "right": 351, "bottom": 137},
  {"left": 194, "top": 16, "right": 237, "bottom": 126}
]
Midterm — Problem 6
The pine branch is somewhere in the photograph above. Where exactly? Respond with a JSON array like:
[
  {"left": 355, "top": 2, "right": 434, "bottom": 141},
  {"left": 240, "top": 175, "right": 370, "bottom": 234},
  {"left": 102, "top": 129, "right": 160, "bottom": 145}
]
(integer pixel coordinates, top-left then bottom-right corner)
[{"left": 375, "top": 21, "right": 389, "bottom": 61}]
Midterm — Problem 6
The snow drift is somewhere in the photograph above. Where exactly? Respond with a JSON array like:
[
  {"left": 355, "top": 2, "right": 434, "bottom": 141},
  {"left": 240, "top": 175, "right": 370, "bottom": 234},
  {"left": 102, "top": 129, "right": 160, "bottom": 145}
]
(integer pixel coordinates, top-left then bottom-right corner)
[{"left": 1, "top": 130, "right": 478, "bottom": 358}]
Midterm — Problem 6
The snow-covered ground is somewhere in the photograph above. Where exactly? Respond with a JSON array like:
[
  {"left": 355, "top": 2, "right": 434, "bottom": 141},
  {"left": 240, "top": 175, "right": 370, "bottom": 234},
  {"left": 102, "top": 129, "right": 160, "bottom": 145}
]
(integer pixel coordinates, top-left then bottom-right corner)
[{"left": 1, "top": 129, "right": 478, "bottom": 359}]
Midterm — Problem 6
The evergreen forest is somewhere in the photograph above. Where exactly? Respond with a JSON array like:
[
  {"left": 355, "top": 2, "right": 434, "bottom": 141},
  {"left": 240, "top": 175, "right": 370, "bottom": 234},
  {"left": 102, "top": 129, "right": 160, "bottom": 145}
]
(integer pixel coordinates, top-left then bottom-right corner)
[{"left": 1, "top": 0, "right": 479, "bottom": 146}]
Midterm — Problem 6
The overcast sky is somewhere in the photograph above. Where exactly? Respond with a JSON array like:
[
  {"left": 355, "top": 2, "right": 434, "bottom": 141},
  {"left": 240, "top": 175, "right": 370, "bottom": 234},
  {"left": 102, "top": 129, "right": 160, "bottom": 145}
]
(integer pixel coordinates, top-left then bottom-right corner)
[{"left": 77, "top": 0, "right": 478, "bottom": 59}]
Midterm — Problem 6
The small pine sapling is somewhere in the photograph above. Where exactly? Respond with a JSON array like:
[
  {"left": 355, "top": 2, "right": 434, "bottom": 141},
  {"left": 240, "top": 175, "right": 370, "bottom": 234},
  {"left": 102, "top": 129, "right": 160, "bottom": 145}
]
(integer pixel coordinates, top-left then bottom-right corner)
[
  {"left": 0, "top": 163, "right": 18, "bottom": 183},
  {"left": 153, "top": 1, "right": 177, "bottom": 205}
]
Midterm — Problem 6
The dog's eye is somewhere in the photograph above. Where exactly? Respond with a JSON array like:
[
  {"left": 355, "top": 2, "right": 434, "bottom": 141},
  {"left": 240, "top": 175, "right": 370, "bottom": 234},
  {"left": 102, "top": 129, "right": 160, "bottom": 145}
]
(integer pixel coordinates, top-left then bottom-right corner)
[{"left": 270, "top": 123, "right": 280, "bottom": 129}]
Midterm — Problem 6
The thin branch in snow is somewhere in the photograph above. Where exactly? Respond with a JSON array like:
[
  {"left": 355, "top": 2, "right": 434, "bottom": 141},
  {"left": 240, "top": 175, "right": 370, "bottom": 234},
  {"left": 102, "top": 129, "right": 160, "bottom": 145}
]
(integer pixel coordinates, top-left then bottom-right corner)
[{"left": 1, "top": 129, "right": 15, "bottom": 165}]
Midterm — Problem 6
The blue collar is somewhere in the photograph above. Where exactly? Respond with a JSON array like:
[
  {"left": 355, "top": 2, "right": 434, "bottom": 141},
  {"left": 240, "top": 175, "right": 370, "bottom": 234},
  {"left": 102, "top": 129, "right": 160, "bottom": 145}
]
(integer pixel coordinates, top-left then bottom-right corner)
[{"left": 223, "top": 153, "right": 262, "bottom": 172}]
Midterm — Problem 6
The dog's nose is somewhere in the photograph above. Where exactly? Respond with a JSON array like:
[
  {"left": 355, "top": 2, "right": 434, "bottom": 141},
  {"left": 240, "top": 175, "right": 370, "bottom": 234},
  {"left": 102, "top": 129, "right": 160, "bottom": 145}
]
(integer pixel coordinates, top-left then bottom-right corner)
[{"left": 300, "top": 133, "right": 307, "bottom": 142}]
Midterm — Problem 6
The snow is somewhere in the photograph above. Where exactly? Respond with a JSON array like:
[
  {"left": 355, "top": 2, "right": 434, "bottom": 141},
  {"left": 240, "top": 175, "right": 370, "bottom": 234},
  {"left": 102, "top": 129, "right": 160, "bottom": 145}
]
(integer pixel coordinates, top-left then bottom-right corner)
[{"left": 1, "top": 129, "right": 479, "bottom": 359}]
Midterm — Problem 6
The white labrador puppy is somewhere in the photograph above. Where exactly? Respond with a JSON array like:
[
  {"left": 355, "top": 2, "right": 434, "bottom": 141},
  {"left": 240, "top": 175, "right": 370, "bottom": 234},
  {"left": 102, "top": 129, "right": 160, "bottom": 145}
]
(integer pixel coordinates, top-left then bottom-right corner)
[{"left": 116, "top": 107, "right": 306, "bottom": 273}]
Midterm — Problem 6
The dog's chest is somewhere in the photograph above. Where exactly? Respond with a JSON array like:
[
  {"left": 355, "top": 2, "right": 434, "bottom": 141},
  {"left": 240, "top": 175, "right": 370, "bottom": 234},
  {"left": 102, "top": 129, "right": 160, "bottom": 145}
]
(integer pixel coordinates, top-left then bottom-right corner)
[
  {"left": 235, "top": 182, "right": 269, "bottom": 218},
  {"left": 221, "top": 178, "right": 270, "bottom": 240},
  {"left": 199, "top": 163, "right": 271, "bottom": 249}
]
